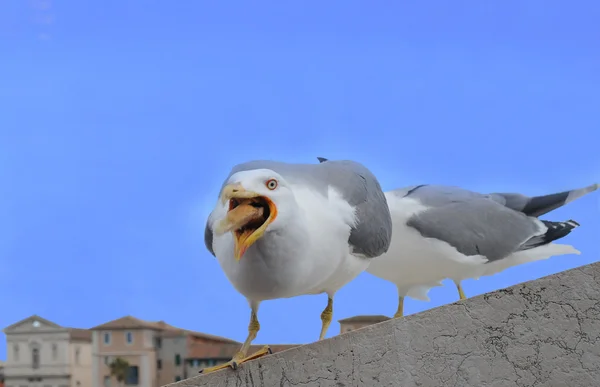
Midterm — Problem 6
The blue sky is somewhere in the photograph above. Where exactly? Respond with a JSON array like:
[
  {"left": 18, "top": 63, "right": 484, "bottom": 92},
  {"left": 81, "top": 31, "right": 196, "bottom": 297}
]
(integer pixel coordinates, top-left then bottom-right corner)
[{"left": 1, "top": 0, "right": 599, "bottom": 360}]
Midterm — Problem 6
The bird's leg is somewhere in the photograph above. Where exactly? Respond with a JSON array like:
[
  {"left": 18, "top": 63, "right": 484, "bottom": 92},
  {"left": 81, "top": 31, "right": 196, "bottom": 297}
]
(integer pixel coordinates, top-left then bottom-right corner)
[
  {"left": 455, "top": 281, "right": 467, "bottom": 300},
  {"left": 393, "top": 295, "right": 405, "bottom": 318},
  {"left": 199, "top": 306, "right": 271, "bottom": 375},
  {"left": 319, "top": 296, "right": 334, "bottom": 340}
]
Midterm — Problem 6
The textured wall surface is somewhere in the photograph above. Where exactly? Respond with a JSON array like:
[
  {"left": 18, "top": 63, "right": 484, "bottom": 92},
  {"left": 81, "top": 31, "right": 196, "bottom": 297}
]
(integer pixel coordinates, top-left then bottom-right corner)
[{"left": 167, "top": 262, "right": 600, "bottom": 387}]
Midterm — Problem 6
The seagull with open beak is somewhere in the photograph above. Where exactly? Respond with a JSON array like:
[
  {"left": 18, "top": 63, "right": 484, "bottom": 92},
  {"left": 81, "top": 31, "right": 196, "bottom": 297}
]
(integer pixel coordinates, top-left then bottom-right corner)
[{"left": 201, "top": 158, "right": 392, "bottom": 374}]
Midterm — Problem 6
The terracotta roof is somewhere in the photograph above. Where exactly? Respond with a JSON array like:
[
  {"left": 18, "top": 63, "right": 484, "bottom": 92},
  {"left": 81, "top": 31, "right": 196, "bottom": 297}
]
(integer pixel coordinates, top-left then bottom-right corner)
[
  {"left": 149, "top": 320, "right": 181, "bottom": 331},
  {"left": 90, "top": 316, "right": 242, "bottom": 345},
  {"left": 338, "top": 315, "right": 391, "bottom": 323},
  {"left": 187, "top": 342, "right": 299, "bottom": 359},
  {"left": 159, "top": 329, "right": 186, "bottom": 338},
  {"left": 90, "top": 316, "right": 172, "bottom": 330},
  {"left": 161, "top": 329, "right": 239, "bottom": 344},
  {"left": 187, "top": 330, "right": 240, "bottom": 344},
  {"left": 68, "top": 328, "right": 92, "bottom": 342}
]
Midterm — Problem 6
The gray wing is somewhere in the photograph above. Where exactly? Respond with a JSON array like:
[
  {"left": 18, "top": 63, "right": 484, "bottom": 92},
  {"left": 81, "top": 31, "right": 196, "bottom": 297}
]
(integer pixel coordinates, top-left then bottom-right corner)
[
  {"left": 488, "top": 183, "right": 599, "bottom": 217},
  {"left": 398, "top": 185, "right": 545, "bottom": 262},
  {"left": 222, "top": 158, "right": 392, "bottom": 258},
  {"left": 389, "top": 184, "right": 485, "bottom": 206},
  {"left": 319, "top": 160, "right": 393, "bottom": 258}
]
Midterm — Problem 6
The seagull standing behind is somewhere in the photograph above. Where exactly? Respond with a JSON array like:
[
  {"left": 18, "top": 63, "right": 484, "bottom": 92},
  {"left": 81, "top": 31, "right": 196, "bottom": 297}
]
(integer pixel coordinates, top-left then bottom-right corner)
[
  {"left": 201, "top": 158, "right": 392, "bottom": 374},
  {"left": 366, "top": 183, "right": 598, "bottom": 318}
]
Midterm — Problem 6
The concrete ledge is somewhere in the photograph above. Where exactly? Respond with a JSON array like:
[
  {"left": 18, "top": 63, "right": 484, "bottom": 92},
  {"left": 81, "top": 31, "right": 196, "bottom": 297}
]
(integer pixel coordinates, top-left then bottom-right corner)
[{"left": 169, "top": 262, "right": 600, "bottom": 387}]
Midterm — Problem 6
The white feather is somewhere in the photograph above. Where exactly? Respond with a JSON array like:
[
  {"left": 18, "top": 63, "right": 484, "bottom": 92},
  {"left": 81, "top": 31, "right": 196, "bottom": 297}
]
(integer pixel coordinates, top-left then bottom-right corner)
[
  {"left": 475, "top": 243, "right": 581, "bottom": 279},
  {"left": 366, "top": 194, "right": 454, "bottom": 301},
  {"left": 211, "top": 179, "right": 369, "bottom": 303},
  {"left": 367, "top": 191, "right": 581, "bottom": 302}
]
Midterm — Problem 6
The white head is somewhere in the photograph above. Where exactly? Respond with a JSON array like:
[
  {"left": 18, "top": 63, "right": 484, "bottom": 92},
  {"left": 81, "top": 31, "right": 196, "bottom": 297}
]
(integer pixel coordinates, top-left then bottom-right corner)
[{"left": 213, "top": 168, "right": 298, "bottom": 260}]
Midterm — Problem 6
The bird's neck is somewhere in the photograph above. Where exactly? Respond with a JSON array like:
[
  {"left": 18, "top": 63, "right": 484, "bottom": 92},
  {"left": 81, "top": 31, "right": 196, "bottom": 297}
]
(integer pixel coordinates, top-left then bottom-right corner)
[{"left": 255, "top": 211, "right": 309, "bottom": 260}]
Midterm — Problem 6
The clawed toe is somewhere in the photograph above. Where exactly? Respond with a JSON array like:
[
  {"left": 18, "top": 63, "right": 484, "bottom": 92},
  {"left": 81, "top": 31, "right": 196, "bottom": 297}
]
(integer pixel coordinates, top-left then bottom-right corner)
[{"left": 198, "top": 346, "right": 272, "bottom": 375}]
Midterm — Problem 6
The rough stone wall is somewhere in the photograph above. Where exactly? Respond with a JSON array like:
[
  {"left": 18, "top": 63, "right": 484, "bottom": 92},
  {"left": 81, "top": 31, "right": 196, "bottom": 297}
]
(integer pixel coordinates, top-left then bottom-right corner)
[{"left": 167, "top": 262, "right": 600, "bottom": 387}]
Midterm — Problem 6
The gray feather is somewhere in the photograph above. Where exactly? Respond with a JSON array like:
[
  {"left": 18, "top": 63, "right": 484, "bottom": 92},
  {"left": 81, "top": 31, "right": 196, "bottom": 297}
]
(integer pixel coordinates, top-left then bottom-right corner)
[
  {"left": 323, "top": 160, "right": 393, "bottom": 258},
  {"left": 204, "top": 220, "right": 215, "bottom": 257},
  {"left": 488, "top": 183, "right": 599, "bottom": 217},
  {"left": 391, "top": 184, "right": 483, "bottom": 207},
  {"left": 219, "top": 159, "right": 392, "bottom": 258},
  {"left": 393, "top": 184, "right": 585, "bottom": 262},
  {"left": 402, "top": 186, "right": 542, "bottom": 261}
]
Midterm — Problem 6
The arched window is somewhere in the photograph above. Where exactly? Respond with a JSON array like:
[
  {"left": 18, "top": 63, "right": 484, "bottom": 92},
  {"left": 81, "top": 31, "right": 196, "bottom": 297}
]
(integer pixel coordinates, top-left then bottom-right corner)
[
  {"left": 32, "top": 347, "right": 40, "bottom": 369},
  {"left": 125, "top": 331, "right": 133, "bottom": 344}
]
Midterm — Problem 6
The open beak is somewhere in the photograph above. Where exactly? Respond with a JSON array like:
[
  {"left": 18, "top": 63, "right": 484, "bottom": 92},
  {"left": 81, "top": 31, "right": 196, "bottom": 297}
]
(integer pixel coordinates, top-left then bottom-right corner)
[{"left": 215, "top": 183, "right": 278, "bottom": 261}]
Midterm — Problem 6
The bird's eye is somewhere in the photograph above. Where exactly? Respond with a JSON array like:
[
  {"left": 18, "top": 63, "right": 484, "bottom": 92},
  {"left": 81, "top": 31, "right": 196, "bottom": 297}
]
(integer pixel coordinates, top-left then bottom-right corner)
[{"left": 265, "top": 178, "right": 278, "bottom": 190}]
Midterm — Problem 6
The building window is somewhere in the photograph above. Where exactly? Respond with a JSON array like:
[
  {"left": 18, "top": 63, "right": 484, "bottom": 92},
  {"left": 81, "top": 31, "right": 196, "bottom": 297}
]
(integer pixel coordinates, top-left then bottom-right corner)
[
  {"left": 175, "top": 376, "right": 181, "bottom": 382},
  {"left": 13, "top": 344, "right": 19, "bottom": 361},
  {"left": 32, "top": 348, "right": 40, "bottom": 369},
  {"left": 52, "top": 343, "right": 58, "bottom": 360},
  {"left": 174, "top": 354, "right": 181, "bottom": 366},
  {"left": 125, "top": 331, "right": 133, "bottom": 344},
  {"left": 125, "top": 366, "right": 139, "bottom": 386},
  {"left": 75, "top": 347, "right": 81, "bottom": 364},
  {"left": 154, "top": 337, "right": 162, "bottom": 349},
  {"left": 104, "top": 356, "right": 112, "bottom": 365},
  {"left": 156, "top": 359, "right": 162, "bottom": 369},
  {"left": 104, "top": 376, "right": 111, "bottom": 387},
  {"left": 103, "top": 332, "right": 111, "bottom": 345}
]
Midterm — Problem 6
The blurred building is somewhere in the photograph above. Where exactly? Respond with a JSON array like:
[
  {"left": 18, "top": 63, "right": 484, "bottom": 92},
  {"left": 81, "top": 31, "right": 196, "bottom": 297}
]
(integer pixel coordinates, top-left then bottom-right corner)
[
  {"left": 2, "top": 315, "right": 93, "bottom": 387},
  {"left": 90, "top": 316, "right": 239, "bottom": 387},
  {"left": 1, "top": 360, "right": 5, "bottom": 387},
  {"left": 89, "top": 316, "right": 298, "bottom": 387},
  {"left": 2, "top": 314, "right": 389, "bottom": 387}
]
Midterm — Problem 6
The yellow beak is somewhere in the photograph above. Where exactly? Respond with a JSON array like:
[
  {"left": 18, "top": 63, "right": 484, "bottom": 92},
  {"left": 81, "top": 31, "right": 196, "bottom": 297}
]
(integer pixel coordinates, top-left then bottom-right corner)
[
  {"left": 219, "top": 184, "right": 259, "bottom": 205},
  {"left": 216, "top": 184, "right": 278, "bottom": 261}
]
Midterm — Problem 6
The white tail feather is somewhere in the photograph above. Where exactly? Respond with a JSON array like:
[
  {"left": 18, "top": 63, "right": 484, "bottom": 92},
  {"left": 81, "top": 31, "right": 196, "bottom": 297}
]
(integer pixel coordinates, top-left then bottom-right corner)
[{"left": 480, "top": 243, "right": 581, "bottom": 277}]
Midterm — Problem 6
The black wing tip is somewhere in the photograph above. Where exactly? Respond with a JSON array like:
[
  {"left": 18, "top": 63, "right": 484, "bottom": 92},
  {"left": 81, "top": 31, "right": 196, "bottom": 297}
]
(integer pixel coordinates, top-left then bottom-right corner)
[
  {"left": 541, "top": 219, "right": 580, "bottom": 241},
  {"left": 521, "top": 191, "right": 570, "bottom": 217},
  {"left": 565, "top": 219, "right": 581, "bottom": 228},
  {"left": 525, "top": 184, "right": 600, "bottom": 217},
  {"left": 521, "top": 219, "right": 580, "bottom": 252}
]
